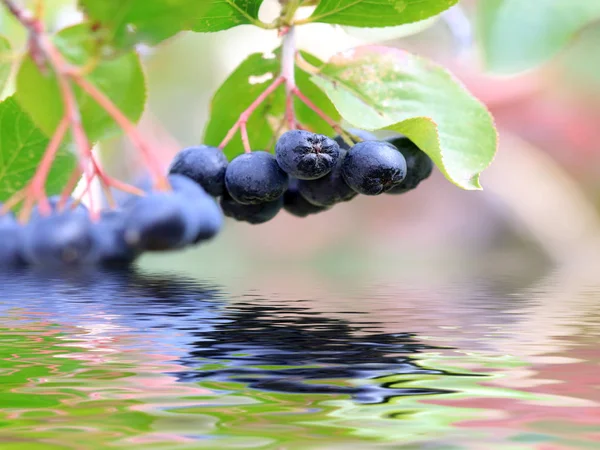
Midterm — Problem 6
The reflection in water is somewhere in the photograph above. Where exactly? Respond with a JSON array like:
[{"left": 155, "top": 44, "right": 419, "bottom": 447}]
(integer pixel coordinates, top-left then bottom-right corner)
[{"left": 0, "top": 268, "right": 599, "bottom": 449}]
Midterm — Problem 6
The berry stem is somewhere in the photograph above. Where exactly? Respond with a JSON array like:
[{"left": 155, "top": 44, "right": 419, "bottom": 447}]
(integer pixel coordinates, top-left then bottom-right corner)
[
  {"left": 240, "top": 122, "right": 251, "bottom": 153},
  {"left": 218, "top": 75, "right": 285, "bottom": 149},
  {"left": 27, "top": 115, "right": 70, "bottom": 217},
  {"left": 282, "top": 26, "right": 297, "bottom": 130},
  {"left": 59, "top": 166, "right": 83, "bottom": 209},
  {"left": 293, "top": 87, "right": 341, "bottom": 133}
]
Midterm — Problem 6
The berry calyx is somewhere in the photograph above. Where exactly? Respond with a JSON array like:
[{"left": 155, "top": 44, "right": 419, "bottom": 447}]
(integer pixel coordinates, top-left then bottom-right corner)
[{"left": 276, "top": 130, "right": 340, "bottom": 180}]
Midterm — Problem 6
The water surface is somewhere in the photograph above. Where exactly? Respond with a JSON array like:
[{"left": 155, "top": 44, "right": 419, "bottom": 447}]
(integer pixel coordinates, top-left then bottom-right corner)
[{"left": 0, "top": 266, "right": 599, "bottom": 449}]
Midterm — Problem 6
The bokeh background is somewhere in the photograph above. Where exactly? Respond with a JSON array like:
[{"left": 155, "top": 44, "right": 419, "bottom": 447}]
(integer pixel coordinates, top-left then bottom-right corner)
[{"left": 2, "top": 0, "right": 600, "bottom": 286}]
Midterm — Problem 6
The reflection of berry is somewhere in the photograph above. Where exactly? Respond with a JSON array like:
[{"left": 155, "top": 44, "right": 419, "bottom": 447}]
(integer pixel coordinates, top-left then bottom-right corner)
[
  {"left": 386, "top": 137, "right": 433, "bottom": 195},
  {"left": 342, "top": 141, "right": 407, "bottom": 195},
  {"left": 169, "top": 145, "right": 228, "bottom": 197},
  {"left": 298, "top": 150, "right": 356, "bottom": 207},
  {"left": 225, "top": 151, "right": 288, "bottom": 204},
  {"left": 283, "top": 178, "right": 329, "bottom": 217},
  {"left": 276, "top": 130, "right": 340, "bottom": 180},
  {"left": 220, "top": 192, "right": 282, "bottom": 224}
]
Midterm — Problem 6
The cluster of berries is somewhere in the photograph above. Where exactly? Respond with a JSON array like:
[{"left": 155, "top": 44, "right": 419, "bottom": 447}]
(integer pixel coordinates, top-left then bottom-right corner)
[
  {"left": 0, "top": 174, "right": 222, "bottom": 268},
  {"left": 168, "top": 130, "right": 432, "bottom": 224},
  {"left": 0, "top": 129, "right": 432, "bottom": 269}
]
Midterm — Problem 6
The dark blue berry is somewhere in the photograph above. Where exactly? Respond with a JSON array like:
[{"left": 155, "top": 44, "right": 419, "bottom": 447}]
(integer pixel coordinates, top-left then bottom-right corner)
[
  {"left": 94, "top": 210, "right": 139, "bottom": 266},
  {"left": 341, "top": 141, "right": 407, "bottom": 195},
  {"left": 283, "top": 178, "right": 329, "bottom": 217},
  {"left": 168, "top": 174, "right": 222, "bottom": 243},
  {"left": 220, "top": 192, "right": 282, "bottom": 224},
  {"left": 297, "top": 150, "right": 357, "bottom": 207},
  {"left": 23, "top": 212, "right": 100, "bottom": 266},
  {"left": 334, "top": 129, "right": 377, "bottom": 151},
  {"left": 0, "top": 208, "right": 25, "bottom": 267},
  {"left": 168, "top": 145, "right": 228, "bottom": 197},
  {"left": 385, "top": 137, "right": 433, "bottom": 195},
  {"left": 225, "top": 151, "right": 288, "bottom": 205},
  {"left": 123, "top": 193, "right": 188, "bottom": 251},
  {"left": 276, "top": 130, "right": 340, "bottom": 180}
]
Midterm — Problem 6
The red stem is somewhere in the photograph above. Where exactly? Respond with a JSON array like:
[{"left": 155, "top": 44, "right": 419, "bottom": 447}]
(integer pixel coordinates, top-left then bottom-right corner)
[
  {"left": 285, "top": 94, "right": 295, "bottom": 130},
  {"left": 240, "top": 122, "right": 251, "bottom": 153},
  {"left": 293, "top": 87, "right": 342, "bottom": 132},
  {"left": 28, "top": 116, "right": 70, "bottom": 216},
  {"left": 219, "top": 76, "right": 285, "bottom": 149},
  {"left": 59, "top": 166, "right": 83, "bottom": 209}
]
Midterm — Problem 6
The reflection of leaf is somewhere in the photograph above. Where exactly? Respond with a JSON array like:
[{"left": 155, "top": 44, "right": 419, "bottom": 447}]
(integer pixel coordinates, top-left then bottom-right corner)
[
  {"left": 0, "top": 97, "right": 75, "bottom": 202},
  {"left": 479, "top": 0, "right": 600, "bottom": 74},
  {"left": 304, "top": 0, "right": 458, "bottom": 27},
  {"left": 78, "top": 0, "right": 265, "bottom": 48},
  {"left": 16, "top": 24, "right": 146, "bottom": 142},
  {"left": 204, "top": 51, "right": 340, "bottom": 160},
  {"left": 311, "top": 46, "right": 497, "bottom": 190}
]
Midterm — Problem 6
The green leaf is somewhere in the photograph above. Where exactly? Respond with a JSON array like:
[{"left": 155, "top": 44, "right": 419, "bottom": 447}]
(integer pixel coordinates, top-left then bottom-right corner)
[
  {"left": 204, "top": 50, "right": 340, "bottom": 160},
  {"left": 479, "top": 0, "right": 600, "bottom": 74},
  {"left": 15, "top": 24, "right": 146, "bottom": 143},
  {"left": 0, "top": 36, "right": 11, "bottom": 96},
  {"left": 302, "top": 0, "right": 458, "bottom": 27},
  {"left": 78, "top": 0, "right": 265, "bottom": 48},
  {"left": 0, "top": 97, "right": 76, "bottom": 202},
  {"left": 310, "top": 46, "right": 497, "bottom": 190}
]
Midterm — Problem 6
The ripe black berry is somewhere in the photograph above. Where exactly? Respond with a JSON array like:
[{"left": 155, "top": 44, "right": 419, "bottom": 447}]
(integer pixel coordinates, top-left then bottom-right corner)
[
  {"left": 386, "top": 137, "right": 433, "bottom": 194},
  {"left": 123, "top": 193, "right": 188, "bottom": 251},
  {"left": 283, "top": 178, "right": 329, "bottom": 217},
  {"left": 342, "top": 141, "right": 407, "bottom": 195},
  {"left": 168, "top": 174, "right": 222, "bottom": 243},
  {"left": 225, "top": 151, "right": 288, "bottom": 204},
  {"left": 23, "top": 212, "right": 100, "bottom": 266},
  {"left": 94, "top": 210, "right": 139, "bottom": 266},
  {"left": 220, "top": 192, "right": 282, "bottom": 224},
  {"left": 0, "top": 209, "right": 24, "bottom": 267},
  {"left": 297, "top": 150, "right": 357, "bottom": 207},
  {"left": 276, "top": 130, "right": 340, "bottom": 180},
  {"left": 168, "top": 145, "right": 228, "bottom": 197}
]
